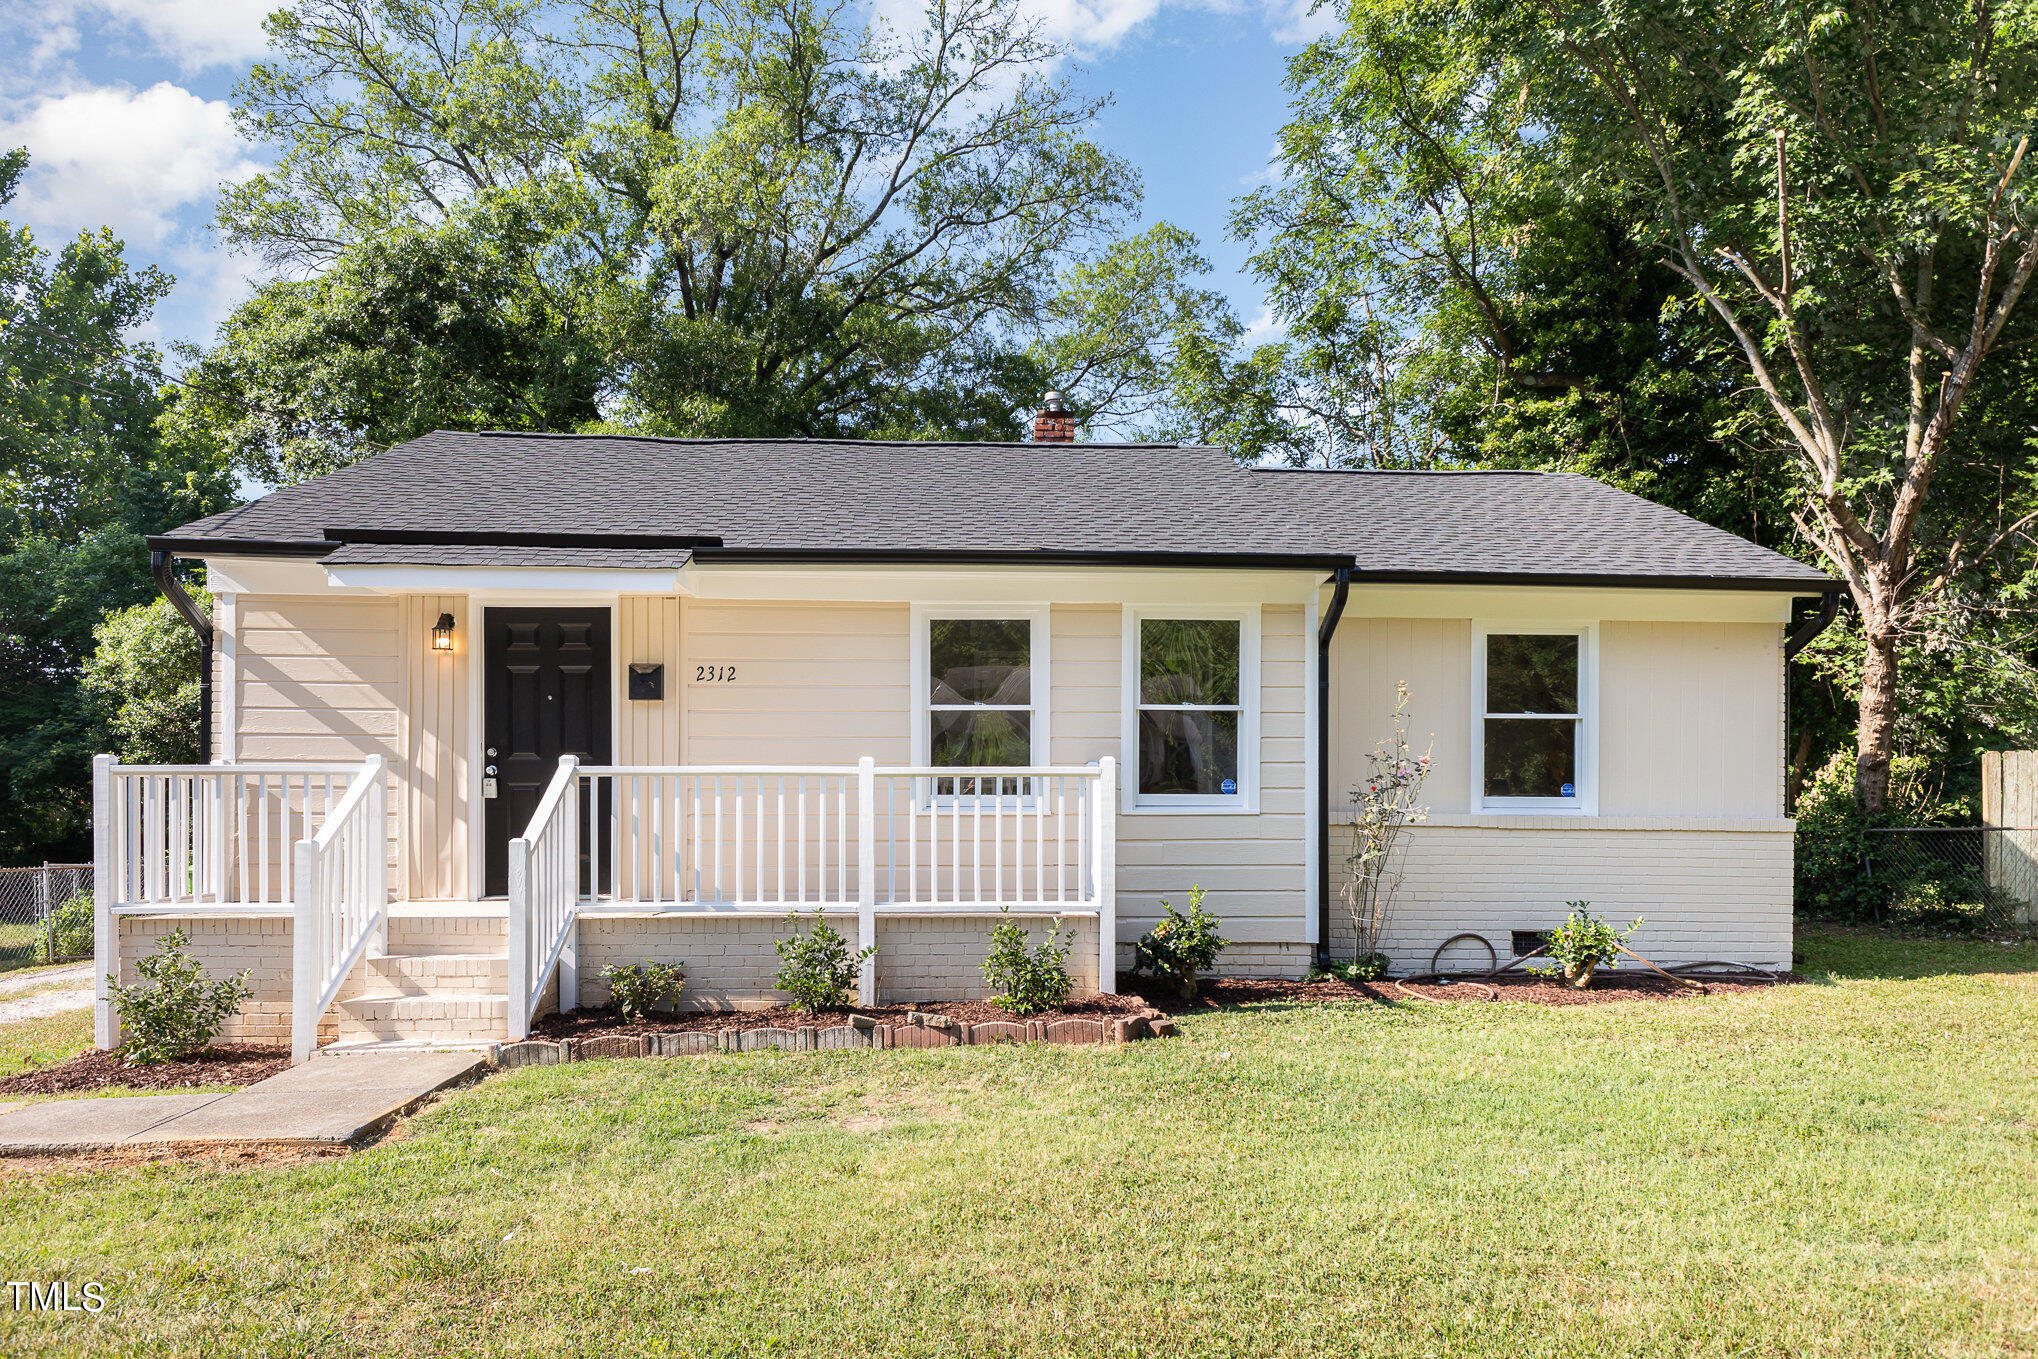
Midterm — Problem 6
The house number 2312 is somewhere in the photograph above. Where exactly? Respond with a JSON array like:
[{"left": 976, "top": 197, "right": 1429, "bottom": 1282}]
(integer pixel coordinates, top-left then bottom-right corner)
[{"left": 694, "top": 665, "right": 737, "bottom": 683}]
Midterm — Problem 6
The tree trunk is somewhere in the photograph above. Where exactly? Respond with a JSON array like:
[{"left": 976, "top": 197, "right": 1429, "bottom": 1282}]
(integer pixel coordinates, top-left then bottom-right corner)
[{"left": 1856, "top": 613, "right": 1902, "bottom": 814}]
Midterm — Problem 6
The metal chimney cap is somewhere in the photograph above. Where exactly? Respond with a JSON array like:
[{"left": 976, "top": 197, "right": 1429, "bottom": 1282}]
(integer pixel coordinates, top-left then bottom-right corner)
[{"left": 1042, "top": 391, "right": 1066, "bottom": 411}]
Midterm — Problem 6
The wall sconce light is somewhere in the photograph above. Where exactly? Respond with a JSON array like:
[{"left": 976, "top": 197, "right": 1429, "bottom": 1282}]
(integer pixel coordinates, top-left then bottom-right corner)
[{"left": 432, "top": 612, "right": 456, "bottom": 653}]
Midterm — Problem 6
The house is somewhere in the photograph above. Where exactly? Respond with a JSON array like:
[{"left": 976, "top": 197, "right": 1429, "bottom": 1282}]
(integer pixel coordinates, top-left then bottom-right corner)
[{"left": 94, "top": 408, "right": 1836, "bottom": 1058}]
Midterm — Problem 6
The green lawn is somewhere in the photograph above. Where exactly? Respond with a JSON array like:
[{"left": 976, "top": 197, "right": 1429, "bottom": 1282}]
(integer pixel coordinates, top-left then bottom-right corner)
[{"left": 0, "top": 926, "right": 2032, "bottom": 1358}]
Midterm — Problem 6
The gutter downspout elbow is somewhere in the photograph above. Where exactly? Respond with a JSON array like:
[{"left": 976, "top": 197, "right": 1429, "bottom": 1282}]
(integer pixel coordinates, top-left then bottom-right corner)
[
  {"left": 1315, "top": 565, "right": 1352, "bottom": 967},
  {"left": 1785, "top": 589, "right": 1841, "bottom": 659},
  {"left": 151, "top": 548, "right": 214, "bottom": 764}
]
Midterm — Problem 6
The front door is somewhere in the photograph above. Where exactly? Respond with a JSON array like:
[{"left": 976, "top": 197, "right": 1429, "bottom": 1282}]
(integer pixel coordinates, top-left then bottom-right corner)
[{"left": 483, "top": 607, "right": 612, "bottom": 897}]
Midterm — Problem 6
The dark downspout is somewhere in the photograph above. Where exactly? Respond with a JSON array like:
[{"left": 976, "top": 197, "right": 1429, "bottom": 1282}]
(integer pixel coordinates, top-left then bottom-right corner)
[
  {"left": 1782, "top": 589, "right": 1843, "bottom": 812},
  {"left": 151, "top": 549, "right": 214, "bottom": 764},
  {"left": 1315, "top": 566, "right": 1352, "bottom": 967}
]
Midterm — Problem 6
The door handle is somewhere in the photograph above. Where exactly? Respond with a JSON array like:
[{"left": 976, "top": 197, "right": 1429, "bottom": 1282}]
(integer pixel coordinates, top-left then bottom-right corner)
[{"left": 485, "top": 764, "right": 498, "bottom": 776}]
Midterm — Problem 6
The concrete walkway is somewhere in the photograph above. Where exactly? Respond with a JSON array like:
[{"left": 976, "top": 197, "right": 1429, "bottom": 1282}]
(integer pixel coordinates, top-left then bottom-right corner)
[{"left": 0, "top": 1049, "right": 486, "bottom": 1154}]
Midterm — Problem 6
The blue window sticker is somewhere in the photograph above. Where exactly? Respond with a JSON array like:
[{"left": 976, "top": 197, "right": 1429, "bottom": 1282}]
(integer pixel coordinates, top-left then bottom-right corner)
[
  {"left": 1220, "top": 778, "right": 1238, "bottom": 795},
  {"left": 1560, "top": 782, "right": 1575, "bottom": 798}
]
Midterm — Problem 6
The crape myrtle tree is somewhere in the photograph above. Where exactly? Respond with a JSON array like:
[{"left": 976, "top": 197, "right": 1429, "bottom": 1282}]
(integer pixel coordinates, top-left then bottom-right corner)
[
  {"left": 1239, "top": 0, "right": 2038, "bottom": 811},
  {"left": 182, "top": 0, "right": 1271, "bottom": 480}
]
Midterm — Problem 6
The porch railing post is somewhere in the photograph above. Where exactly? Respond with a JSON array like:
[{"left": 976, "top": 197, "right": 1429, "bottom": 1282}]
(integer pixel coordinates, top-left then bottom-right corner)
[
  {"left": 1094, "top": 757, "right": 1117, "bottom": 995},
  {"left": 367, "top": 756, "right": 390, "bottom": 956},
  {"left": 506, "top": 835, "right": 532, "bottom": 1042},
  {"left": 92, "top": 754, "right": 117, "bottom": 1050},
  {"left": 290, "top": 837, "right": 320, "bottom": 1063},
  {"left": 559, "top": 755, "right": 580, "bottom": 1014},
  {"left": 857, "top": 756, "right": 877, "bottom": 1005}
]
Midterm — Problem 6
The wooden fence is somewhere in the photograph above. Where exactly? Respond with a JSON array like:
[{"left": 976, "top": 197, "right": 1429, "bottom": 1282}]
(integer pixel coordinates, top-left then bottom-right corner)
[{"left": 1980, "top": 751, "right": 2038, "bottom": 924}]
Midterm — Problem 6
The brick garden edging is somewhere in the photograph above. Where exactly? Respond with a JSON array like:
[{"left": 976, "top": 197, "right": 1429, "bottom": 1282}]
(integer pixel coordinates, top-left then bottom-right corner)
[{"left": 490, "top": 1011, "right": 1179, "bottom": 1069}]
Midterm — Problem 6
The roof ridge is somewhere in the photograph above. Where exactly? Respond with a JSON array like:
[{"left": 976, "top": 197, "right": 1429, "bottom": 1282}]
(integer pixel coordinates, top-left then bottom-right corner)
[
  {"left": 1248, "top": 466, "right": 1549, "bottom": 477},
  {"left": 448, "top": 429, "right": 1211, "bottom": 452}
]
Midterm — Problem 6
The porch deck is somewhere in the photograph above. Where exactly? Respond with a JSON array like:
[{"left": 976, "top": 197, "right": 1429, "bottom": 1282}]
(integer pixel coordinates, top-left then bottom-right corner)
[{"left": 92, "top": 756, "right": 1118, "bottom": 1059}]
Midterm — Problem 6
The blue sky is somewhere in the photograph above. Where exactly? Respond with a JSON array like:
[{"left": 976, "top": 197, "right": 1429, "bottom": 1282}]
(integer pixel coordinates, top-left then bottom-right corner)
[{"left": 0, "top": 0, "right": 1321, "bottom": 355}]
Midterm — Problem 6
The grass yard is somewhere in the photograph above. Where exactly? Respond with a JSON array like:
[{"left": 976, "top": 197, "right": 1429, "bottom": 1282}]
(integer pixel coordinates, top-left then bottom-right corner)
[{"left": 0, "top": 926, "right": 2033, "bottom": 1358}]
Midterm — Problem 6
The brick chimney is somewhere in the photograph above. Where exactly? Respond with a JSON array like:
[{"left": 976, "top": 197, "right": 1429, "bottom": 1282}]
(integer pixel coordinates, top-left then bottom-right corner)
[{"left": 1031, "top": 391, "right": 1076, "bottom": 443}]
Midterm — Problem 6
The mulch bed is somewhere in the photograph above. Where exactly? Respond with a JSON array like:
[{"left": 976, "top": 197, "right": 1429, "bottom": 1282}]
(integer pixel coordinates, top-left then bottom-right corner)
[
  {"left": 0, "top": 1043, "right": 293, "bottom": 1096},
  {"left": 1155, "top": 972, "right": 1790, "bottom": 1009},
  {"left": 531, "top": 991, "right": 1155, "bottom": 1040},
  {"left": 532, "top": 967, "right": 1789, "bottom": 1042}
]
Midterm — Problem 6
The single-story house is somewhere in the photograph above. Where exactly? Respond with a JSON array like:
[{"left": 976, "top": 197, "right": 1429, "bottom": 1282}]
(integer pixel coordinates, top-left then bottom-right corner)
[{"left": 94, "top": 404, "right": 1836, "bottom": 1058}]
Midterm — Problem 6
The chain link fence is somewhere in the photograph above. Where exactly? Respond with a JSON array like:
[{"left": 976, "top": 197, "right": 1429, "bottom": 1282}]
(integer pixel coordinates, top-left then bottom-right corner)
[
  {"left": 1858, "top": 828, "right": 2038, "bottom": 931},
  {"left": 0, "top": 865, "right": 94, "bottom": 972}
]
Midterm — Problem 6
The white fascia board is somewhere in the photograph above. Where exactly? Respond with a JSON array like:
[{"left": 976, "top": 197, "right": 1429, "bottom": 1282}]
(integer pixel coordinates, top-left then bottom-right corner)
[
  {"left": 677, "top": 561, "right": 1329, "bottom": 606},
  {"left": 203, "top": 555, "right": 378, "bottom": 596},
  {"left": 323, "top": 564, "right": 687, "bottom": 594},
  {"left": 1334, "top": 582, "right": 1798, "bottom": 624}
]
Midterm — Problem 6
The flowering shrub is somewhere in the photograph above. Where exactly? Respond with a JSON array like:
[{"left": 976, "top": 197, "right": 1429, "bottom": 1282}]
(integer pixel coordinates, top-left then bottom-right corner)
[
  {"left": 981, "top": 908, "right": 1074, "bottom": 1015},
  {"left": 1133, "top": 885, "right": 1229, "bottom": 999},
  {"left": 1345, "top": 682, "right": 1432, "bottom": 971},
  {"left": 602, "top": 960, "right": 686, "bottom": 1020}
]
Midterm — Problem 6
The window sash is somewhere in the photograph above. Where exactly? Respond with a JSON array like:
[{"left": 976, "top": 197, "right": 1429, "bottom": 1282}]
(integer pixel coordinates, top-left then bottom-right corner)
[{"left": 1476, "top": 626, "right": 1590, "bottom": 810}]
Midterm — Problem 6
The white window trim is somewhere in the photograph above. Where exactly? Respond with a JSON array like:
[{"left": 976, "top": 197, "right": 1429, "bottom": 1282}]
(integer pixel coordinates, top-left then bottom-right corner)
[
  {"left": 909, "top": 604, "right": 1052, "bottom": 789},
  {"left": 1470, "top": 620, "right": 1598, "bottom": 816},
  {"left": 1120, "top": 603, "right": 1261, "bottom": 815}
]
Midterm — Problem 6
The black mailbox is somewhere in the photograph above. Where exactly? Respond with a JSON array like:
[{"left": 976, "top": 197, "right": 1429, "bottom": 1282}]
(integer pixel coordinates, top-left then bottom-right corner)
[{"left": 628, "top": 663, "right": 664, "bottom": 700}]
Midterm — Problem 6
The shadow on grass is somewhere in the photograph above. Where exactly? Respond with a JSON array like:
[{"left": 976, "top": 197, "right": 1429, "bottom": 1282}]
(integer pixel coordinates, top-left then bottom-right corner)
[{"left": 1796, "top": 921, "right": 2038, "bottom": 981}]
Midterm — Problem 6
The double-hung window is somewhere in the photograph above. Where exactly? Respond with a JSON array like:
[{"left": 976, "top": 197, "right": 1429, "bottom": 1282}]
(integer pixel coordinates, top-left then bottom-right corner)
[
  {"left": 922, "top": 613, "right": 1043, "bottom": 794},
  {"left": 1126, "top": 609, "right": 1258, "bottom": 810},
  {"left": 1475, "top": 626, "right": 1593, "bottom": 812}
]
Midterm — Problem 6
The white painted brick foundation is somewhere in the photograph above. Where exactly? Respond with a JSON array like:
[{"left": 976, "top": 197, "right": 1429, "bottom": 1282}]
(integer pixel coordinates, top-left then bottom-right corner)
[
  {"left": 115, "top": 915, "right": 302, "bottom": 1045},
  {"left": 1328, "top": 820, "right": 1795, "bottom": 973}
]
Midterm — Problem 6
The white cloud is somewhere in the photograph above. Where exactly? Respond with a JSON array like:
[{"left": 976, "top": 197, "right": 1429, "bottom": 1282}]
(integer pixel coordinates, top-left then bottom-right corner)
[
  {"left": 23, "top": 0, "right": 275, "bottom": 72},
  {"left": 0, "top": 82, "right": 264, "bottom": 247},
  {"left": 1240, "top": 301, "right": 1285, "bottom": 347}
]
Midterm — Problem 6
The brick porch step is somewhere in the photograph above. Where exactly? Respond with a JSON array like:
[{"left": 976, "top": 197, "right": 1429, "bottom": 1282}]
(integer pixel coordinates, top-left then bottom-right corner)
[
  {"left": 356, "top": 952, "right": 507, "bottom": 995},
  {"left": 333, "top": 991, "right": 510, "bottom": 1043},
  {"left": 383, "top": 913, "right": 508, "bottom": 957}
]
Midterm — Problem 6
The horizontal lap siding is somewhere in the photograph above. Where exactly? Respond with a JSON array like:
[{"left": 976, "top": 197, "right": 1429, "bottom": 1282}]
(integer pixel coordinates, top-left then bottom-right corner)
[
  {"left": 234, "top": 594, "right": 406, "bottom": 893},
  {"left": 1051, "top": 604, "right": 1309, "bottom": 948},
  {"left": 680, "top": 601, "right": 911, "bottom": 764}
]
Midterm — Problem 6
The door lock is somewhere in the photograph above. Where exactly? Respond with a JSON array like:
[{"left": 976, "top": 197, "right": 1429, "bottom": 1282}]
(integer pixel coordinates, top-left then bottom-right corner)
[{"left": 485, "top": 764, "right": 498, "bottom": 776}]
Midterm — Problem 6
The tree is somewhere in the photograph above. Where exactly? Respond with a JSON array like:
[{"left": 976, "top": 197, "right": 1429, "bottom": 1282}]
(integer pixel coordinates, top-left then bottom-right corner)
[
  {"left": 200, "top": 0, "right": 1227, "bottom": 473},
  {"left": 0, "top": 149, "right": 231, "bottom": 861},
  {"left": 83, "top": 591, "right": 211, "bottom": 766},
  {"left": 1240, "top": 0, "right": 2038, "bottom": 811}
]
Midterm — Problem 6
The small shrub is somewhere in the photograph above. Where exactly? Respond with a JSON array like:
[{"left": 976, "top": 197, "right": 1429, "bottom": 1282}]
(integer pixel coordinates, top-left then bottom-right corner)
[
  {"left": 109, "top": 929, "right": 252, "bottom": 1065},
  {"left": 1312, "top": 953, "right": 1389, "bottom": 984},
  {"left": 36, "top": 892, "right": 94, "bottom": 963},
  {"left": 982, "top": 908, "right": 1074, "bottom": 1015},
  {"left": 773, "top": 909, "right": 876, "bottom": 1013},
  {"left": 1132, "top": 885, "right": 1229, "bottom": 999},
  {"left": 1540, "top": 904, "right": 1642, "bottom": 989},
  {"left": 603, "top": 960, "right": 685, "bottom": 1020}
]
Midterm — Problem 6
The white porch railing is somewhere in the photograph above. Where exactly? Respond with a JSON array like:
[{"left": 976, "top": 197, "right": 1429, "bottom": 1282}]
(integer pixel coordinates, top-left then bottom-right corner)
[
  {"left": 506, "top": 756, "right": 581, "bottom": 1041},
  {"left": 289, "top": 755, "right": 389, "bottom": 1060},
  {"left": 569, "top": 758, "right": 1117, "bottom": 1008}
]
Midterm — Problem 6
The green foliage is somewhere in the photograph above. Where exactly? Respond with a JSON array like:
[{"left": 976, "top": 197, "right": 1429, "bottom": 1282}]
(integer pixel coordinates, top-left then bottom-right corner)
[
  {"left": 980, "top": 908, "right": 1074, "bottom": 1015},
  {"left": 197, "top": 0, "right": 1235, "bottom": 467},
  {"left": 772, "top": 910, "right": 875, "bottom": 1013},
  {"left": 1794, "top": 753, "right": 2022, "bottom": 931},
  {"left": 35, "top": 890, "right": 94, "bottom": 963},
  {"left": 601, "top": 960, "right": 686, "bottom": 1021},
  {"left": 0, "top": 149, "right": 233, "bottom": 863},
  {"left": 1313, "top": 953, "right": 1390, "bottom": 983},
  {"left": 1132, "top": 885, "right": 1229, "bottom": 999},
  {"left": 1541, "top": 905, "right": 1642, "bottom": 976},
  {"left": 82, "top": 589, "right": 209, "bottom": 764},
  {"left": 109, "top": 929, "right": 253, "bottom": 1065}
]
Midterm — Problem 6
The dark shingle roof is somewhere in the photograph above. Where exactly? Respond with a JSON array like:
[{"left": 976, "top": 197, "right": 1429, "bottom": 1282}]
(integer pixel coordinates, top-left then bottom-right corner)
[
  {"left": 320, "top": 542, "right": 695, "bottom": 569},
  {"left": 160, "top": 430, "right": 1831, "bottom": 589}
]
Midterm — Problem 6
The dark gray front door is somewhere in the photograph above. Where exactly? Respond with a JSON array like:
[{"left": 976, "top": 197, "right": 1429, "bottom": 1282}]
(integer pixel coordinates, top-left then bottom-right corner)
[{"left": 483, "top": 607, "right": 611, "bottom": 897}]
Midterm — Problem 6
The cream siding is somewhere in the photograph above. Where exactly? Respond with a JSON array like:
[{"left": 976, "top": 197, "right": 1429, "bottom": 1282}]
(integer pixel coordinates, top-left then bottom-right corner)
[
  {"left": 1052, "top": 603, "right": 1311, "bottom": 947},
  {"left": 618, "top": 595, "right": 683, "bottom": 764},
  {"left": 402, "top": 593, "right": 470, "bottom": 900}
]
